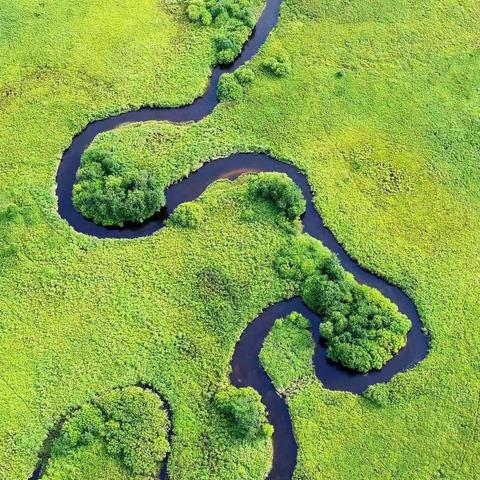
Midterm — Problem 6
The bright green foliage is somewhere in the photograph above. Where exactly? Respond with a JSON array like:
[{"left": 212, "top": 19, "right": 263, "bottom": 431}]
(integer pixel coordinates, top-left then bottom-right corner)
[
  {"left": 215, "top": 386, "right": 272, "bottom": 439},
  {"left": 274, "top": 238, "right": 411, "bottom": 372},
  {"left": 187, "top": 0, "right": 256, "bottom": 64},
  {"left": 217, "top": 68, "right": 255, "bottom": 101},
  {"left": 187, "top": 0, "right": 213, "bottom": 26},
  {"left": 168, "top": 201, "right": 204, "bottom": 228},
  {"left": 217, "top": 73, "right": 244, "bottom": 101},
  {"left": 248, "top": 172, "right": 306, "bottom": 220},
  {"left": 363, "top": 383, "right": 393, "bottom": 407},
  {"left": 259, "top": 312, "right": 315, "bottom": 394},
  {"left": 73, "top": 149, "right": 165, "bottom": 226},
  {"left": 46, "top": 387, "right": 170, "bottom": 478},
  {"left": 274, "top": 235, "right": 331, "bottom": 283},
  {"left": 302, "top": 256, "right": 411, "bottom": 372},
  {"left": 261, "top": 54, "right": 291, "bottom": 77},
  {"left": 1, "top": 0, "right": 480, "bottom": 478},
  {"left": 235, "top": 67, "right": 255, "bottom": 85}
]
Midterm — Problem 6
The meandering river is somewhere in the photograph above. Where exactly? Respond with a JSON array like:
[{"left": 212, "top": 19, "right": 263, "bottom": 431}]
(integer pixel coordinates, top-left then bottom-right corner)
[{"left": 33, "top": 0, "right": 429, "bottom": 478}]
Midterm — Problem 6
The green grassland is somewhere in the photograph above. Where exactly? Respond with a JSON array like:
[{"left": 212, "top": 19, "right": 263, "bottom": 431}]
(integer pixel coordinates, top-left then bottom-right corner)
[{"left": 1, "top": 0, "right": 479, "bottom": 479}]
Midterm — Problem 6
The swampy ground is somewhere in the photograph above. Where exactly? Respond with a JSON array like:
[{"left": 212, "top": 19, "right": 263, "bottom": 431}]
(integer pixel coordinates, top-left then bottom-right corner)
[{"left": 0, "top": 0, "right": 479, "bottom": 479}]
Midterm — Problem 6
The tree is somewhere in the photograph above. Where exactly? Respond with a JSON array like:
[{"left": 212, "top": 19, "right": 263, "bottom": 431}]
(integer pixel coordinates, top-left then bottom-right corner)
[
  {"left": 217, "top": 73, "right": 243, "bottom": 101},
  {"left": 186, "top": 0, "right": 256, "bottom": 65},
  {"left": 215, "top": 386, "right": 272, "bottom": 439},
  {"left": 51, "top": 387, "right": 170, "bottom": 476},
  {"left": 299, "top": 253, "right": 411, "bottom": 372},
  {"left": 168, "top": 202, "right": 204, "bottom": 227},
  {"left": 249, "top": 172, "right": 306, "bottom": 220},
  {"left": 262, "top": 54, "right": 292, "bottom": 77},
  {"left": 73, "top": 149, "right": 165, "bottom": 226}
]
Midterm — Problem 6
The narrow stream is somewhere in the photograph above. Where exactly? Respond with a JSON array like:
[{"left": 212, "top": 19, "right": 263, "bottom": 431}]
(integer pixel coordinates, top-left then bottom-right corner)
[{"left": 32, "top": 0, "right": 429, "bottom": 478}]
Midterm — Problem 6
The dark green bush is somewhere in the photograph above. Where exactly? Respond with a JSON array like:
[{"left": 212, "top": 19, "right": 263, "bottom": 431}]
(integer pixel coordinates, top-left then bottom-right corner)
[
  {"left": 52, "top": 386, "right": 170, "bottom": 476},
  {"left": 168, "top": 201, "right": 204, "bottom": 227},
  {"left": 363, "top": 383, "right": 392, "bottom": 407},
  {"left": 73, "top": 149, "right": 165, "bottom": 226},
  {"left": 215, "top": 386, "right": 272, "bottom": 439},
  {"left": 248, "top": 172, "right": 306, "bottom": 220},
  {"left": 217, "top": 73, "right": 243, "bottom": 101},
  {"left": 187, "top": 0, "right": 213, "bottom": 25},
  {"left": 302, "top": 256, "right": 411, "bottom": 373},
  {"left": 274, "top": 235, "right": 331, "bottom": 282},
  {"left": 187, "top": 0, "right": 255, "bottom": 65},
  {"left": 235, "top": 66, "right": 255, "bottom": 85},
  {"left": 262, "top": 54, "right": 292, "bottom": 77},
  {"left": 285, "top": 311, "right": 311, "bottom": 330}
]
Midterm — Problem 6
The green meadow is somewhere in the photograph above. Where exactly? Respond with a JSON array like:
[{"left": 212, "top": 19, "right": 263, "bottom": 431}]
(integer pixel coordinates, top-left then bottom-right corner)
[{"left": 0, "top": 0, "right": 479, "bottom": 479}]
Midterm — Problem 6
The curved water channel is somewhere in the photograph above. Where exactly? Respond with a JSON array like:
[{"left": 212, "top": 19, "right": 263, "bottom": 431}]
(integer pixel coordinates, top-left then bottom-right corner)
[{"left": 32, "top": 0, "right": 429, "bottom": 478}]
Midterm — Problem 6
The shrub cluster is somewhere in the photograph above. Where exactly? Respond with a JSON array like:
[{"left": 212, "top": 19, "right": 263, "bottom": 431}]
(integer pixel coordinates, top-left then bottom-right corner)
[
  {"left": 51, "top": 387, "right": 170, "bottom": 476},
  {"left": 217, "top": 73, "right": 244, "bottom": 101},
  {"left": 302, "top": 256, "right": 411, "bottom": 372},
  {"left": 73, "top": 149, "right": 165, "bottom": 226},
  {"left": 215, "top": 386, "right": 273, "bottom": 439},
  {"left": 217, "top": 67, "right": 255, "bottom": 101},
  {"left": 248, "top": 172, "right": 306, "bottom": 220},
  {"left": 261, "top": 54, "right": 292, "bottom": 77},
  {"left": 274, "top": 235, "right": 331, "bottom": 283},
  {"left": 168, "top": 201, "right": 204, "bottom": 228},
  {"left": 187, "top": 0, "right": 255, "bottom": 64}
]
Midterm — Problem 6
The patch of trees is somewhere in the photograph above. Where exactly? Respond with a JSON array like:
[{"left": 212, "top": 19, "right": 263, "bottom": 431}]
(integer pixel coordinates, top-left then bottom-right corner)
[
  {"left": 217, "top": 67, "right": 255, "bottom": 101},
  {"left": 261, "top": 54, "right": 292, "bottom": 77},
  {"left": 215, "top": 386, "right": 273, "bottom": 438},
  {"left": 73, "top": 149, "right": 165, "bottom": 226},
  {"left": 248, "top": 172, "right": 306, "bottom": 220},
  {"left": 187, "top": 0, "right": 255, "bottom": 64},
  {"left": 302, "top": 256, "right": 411, "bottom": 372},
  {"left": 274, "top": 235, "right": 331, "bottom": 283},
  {"left": 168, "top": 201, "right": 204, "bottom": 227},
  {"left": 50, "top": 386, "right": 170, "bottom": 476},
  {"left": 275, "top": 237, "right": 411, "bottom": 373}
]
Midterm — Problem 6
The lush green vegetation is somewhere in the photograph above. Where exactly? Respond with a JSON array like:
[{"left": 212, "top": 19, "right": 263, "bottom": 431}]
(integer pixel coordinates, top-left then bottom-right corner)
[
  {"left": 274, "top": 238, "right": 411, "bottom": 372},
  {"left": 73, "top": 149, "right": 165, "bottom": 226},
  {"left": 1, "top": 0, "right": 479, "bottom": 479},
  {"left": 217, "top": 67, "right": 256, "bottom": 101},
  {"left": 43, "top": 386, "right": 170, "bottom": 479},
  {"left": 248, "top": 172, "right": 305, "bottom": 221},
  {"left": 261, "top": 54, "right": 292, "bottom": 78},
  {"left": 187, "top": 0, "right": 256, "bottom": 64},
  {"left": 259, "top": 312, "right": 314, "bottom": 395},
  {"left": 303, "top": 257, "right": 411, "bottom": 372},
  {"left": 217, "top": 73, "right": 244, "bottom": 101},
  {"left": 215, "top": 386, "right": 273, "bottom": 439},
  {"left": 167, "top": 202, "right": 204, "bottom": 228}
]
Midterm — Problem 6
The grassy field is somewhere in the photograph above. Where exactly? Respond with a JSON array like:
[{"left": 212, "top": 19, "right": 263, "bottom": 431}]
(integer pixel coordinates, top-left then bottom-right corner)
[{"left": 1, "top": 0, "right": 479, "bottom": 479}]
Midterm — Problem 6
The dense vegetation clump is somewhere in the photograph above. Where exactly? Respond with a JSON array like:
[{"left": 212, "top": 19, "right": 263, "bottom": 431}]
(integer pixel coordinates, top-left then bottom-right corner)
[
  {"left": 73, "top": 149, "right": 165, "bottom": 226},
  {"left": 215, "top": 386, "right": 273, "bottom": 438},
  {"left": 217, "top": 73, "right": 244, "bottom": 101},
  {"left": 260, "top": 312, "right": 315, "bottom": 395},
  {"left": 235, "top": 66, "right": 255, "bottom": 85},
  {"left": 217, "top": 67, "right": 255, "bottom": 101},
  {"left": 274, "top": 235, "right": 331, "bottom": 283},
  {"left": 248, "top": 172, "right": 306, "bottom": 220},
  {"left": 47, "top": 387, "right": 170, "bottom": 477},
  {"left": 303, "top": 257, "right": 411, "bottom": 372},
  {"left": 261, "top": 54, "right": 292, "bottom": 77},
  {"left": 168, "top": 201, "right": 204, "bottom": 227},
  {"left": 187, "top": 0, "right": 256, "bottom": 64}
]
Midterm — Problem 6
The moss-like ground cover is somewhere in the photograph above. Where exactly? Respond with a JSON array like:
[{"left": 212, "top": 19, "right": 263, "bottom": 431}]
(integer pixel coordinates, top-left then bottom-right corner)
[{"left": 1, "top": 0, "right": 479, "bottom": 479}]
